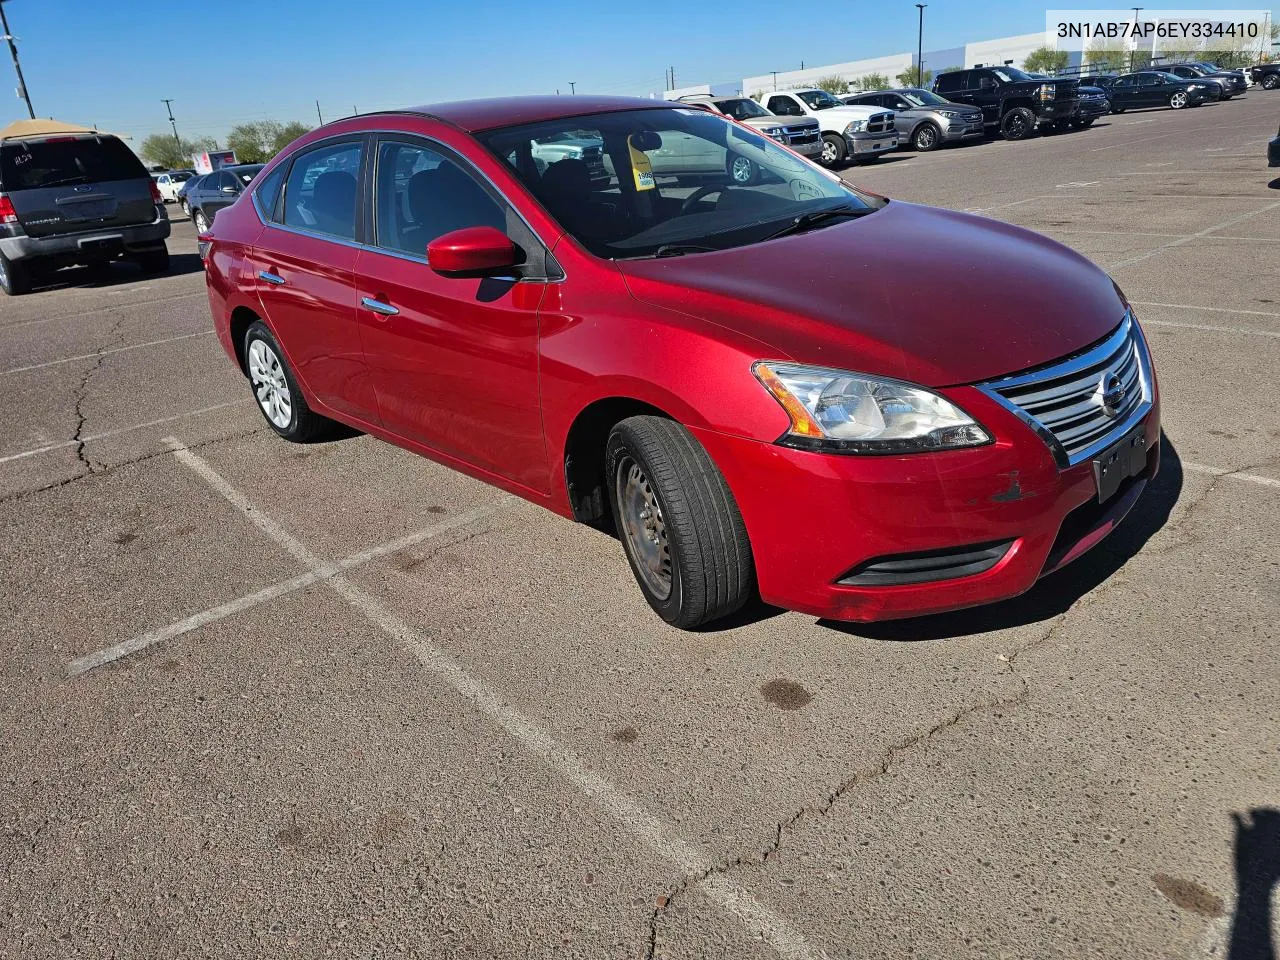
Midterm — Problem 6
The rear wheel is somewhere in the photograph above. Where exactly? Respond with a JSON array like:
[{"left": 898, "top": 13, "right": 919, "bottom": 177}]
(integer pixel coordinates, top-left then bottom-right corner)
[
  {"left": 193, "top": 209, "right": 210, "bottom": 233},
  {"left": 1169, "top": 91, "right": 1189, "bottom": 109},
  {"left": 0, "top": 250, "right": 33, "bottom": 296},
  {"left": 179, "top": 198, "right": 190, "bottom": 217},
  {"left": 728, "top": 154, "right": 758, "bottom": 185},
  {"left": 605, "top": 416, "right": 753, "bottom": 629},
  {"left": 1263, "top": 74, "right": 1279, "bottom": 90},
  {"left": 1001, "top": 107, "right": 1036, "bottom": 140},
  {"left": 818, "top": 133, "right": 847, "bottom": 168},
  {"left": 911, "top": 122, "right": 940, "bottom": 151},
  {"left": 243, "top": 321, "right": 336, "bottom": 443}
]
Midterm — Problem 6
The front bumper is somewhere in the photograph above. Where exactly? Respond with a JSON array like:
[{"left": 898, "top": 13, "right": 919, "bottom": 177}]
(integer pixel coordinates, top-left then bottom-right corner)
[
  {"left": 693, "top": 391, "right": 1160, "bottom": 622},
  {"left": 1075, "top": 99, "right": 1110, "bottom": 119},
  {"left": 0, "top": 208, "right": 170, "bottom": 264},
  {"left": 780, "top": 135, "right": 822, "bottom": 157},
  {"left": 845, "top": 132, "right": 899, "bottom": 155},
  {"left": 1036, "top": 100, "right": 1080, "bottom": 121},
  {"left": 939, "top": 117, "right": 986, "bottom": 141}
]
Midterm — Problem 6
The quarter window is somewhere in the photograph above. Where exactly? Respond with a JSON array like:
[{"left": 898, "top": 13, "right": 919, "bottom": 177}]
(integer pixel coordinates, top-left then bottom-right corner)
[
  {"left": 254, "top": 163, "right": 287, "bottom": 220},
  {"left": 282, "top": 140, "right": 363, "bottom": 241},
  {"left": 373, "top": 140, "right": 506, "bottom": 257}
]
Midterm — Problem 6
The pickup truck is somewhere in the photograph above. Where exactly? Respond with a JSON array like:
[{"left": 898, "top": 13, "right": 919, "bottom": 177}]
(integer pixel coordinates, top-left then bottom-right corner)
[
  {"left": 755, "top": 89, "right": 897, "bottom": 167},
  {"left": 1249, "top": 62, "right": 1280, "bottom": 90},
  {"left": 932, "top": 66, "right": 1081, "bottom": 140}
]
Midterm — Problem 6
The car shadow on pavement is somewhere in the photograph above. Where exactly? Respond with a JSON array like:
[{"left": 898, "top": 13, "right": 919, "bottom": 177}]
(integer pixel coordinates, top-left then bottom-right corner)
[
  {"left": 1267, "top": 177, "right": 1280, "bottom": 191},
  {"left": 30, "top": 253, "right": 204, "bottom": 294},
  {"left": 1228, "top": 807, "right": 1280, "bottom": 960},
  {"left": 818, "top": 433, "right": 1185, "bottom": 642}
]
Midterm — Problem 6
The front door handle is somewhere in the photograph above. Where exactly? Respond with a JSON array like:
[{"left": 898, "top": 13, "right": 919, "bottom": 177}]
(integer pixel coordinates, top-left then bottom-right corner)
[
  {"left": 258, "top": 270, "right": 285, "bottom": 285},
  {"left": 361, "top": 296, "right": 399, "bottom": 316}
]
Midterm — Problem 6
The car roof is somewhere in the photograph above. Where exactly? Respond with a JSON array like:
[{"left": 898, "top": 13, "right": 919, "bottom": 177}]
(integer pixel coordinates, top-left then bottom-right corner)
[{"left": 398, "top": 96, "right": 673, "bottom": 133}]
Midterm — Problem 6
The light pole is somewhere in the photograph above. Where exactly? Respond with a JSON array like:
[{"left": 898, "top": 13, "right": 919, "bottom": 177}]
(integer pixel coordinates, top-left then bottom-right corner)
[
  {"left": 771, "top": 70, "right": 778, "bottom": 90},
  {"left": 569, "top": 81, "right": 576, "bottom": 94},
  {"left": 161, "top": 99, "right": 181, "bottom": 150},
  {"left": 0, "top": 0, "right": 35, "bottom": 119},
  {"left": 915, "top": 4, "right": 927, "bottom": 87},
  {"left": 1129, "top": 7, "right": 1143, "bottom": 73}
]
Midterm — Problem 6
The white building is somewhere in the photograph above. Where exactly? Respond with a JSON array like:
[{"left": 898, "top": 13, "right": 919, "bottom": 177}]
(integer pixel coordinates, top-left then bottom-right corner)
[
  {"left": 742, "top": 52, "right": 914, "bottom": 96},
  {"left": 963, "top": 32, "right": 1048, "bottom": 69},
  {"left": 661, "top": 82, "right": 740, "bottom": 101}
]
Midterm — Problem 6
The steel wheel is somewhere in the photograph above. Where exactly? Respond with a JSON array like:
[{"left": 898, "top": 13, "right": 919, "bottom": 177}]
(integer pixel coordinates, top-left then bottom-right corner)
[
  {"left": 247, "top": 338, "right": 292, "bottom": 429},
  {"left": 729, "top": 155, "right": 755, "bottom": 184},
  {"left": 615, "top": 456, "right": 672, "bottom": 601},
  {"left": 1170, "top": 91, "right": 1188, "bottom": 109}
]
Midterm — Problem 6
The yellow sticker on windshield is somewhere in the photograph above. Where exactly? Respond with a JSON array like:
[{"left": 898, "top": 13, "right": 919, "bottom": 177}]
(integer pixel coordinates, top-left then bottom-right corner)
[{"left": 628, "top": 135, "right": 655, "bottom": 192}]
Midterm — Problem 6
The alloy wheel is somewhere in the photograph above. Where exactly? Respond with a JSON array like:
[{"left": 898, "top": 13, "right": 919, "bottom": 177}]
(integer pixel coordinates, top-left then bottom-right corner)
[
  {"left": 616, "top": 457, "right": 672, "bottom": 600},
  {"left": 1171, "top": 92, "right": 1187, "bottom": 108},
  {"left": 730, "top": 156, "right": 754, "bottom": 184},
  {"left": 195, "top": 211, "right": 209, "bottom": 232},
  {"left": 1007, "top": 115, "right": 1027, "bottom": 137},
  {"left": 821, "top": 140, "right": 838, "bottom": 163},
  {"left": 247, "top": 338, "right": 292, "bottom": 429},
  {"left": 915, "top": 125, "right": 937, "bottom": 149}
]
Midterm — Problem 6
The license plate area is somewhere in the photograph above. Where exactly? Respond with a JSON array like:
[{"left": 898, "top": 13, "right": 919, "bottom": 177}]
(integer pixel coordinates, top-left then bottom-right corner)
[
  {"left": 78, "top": 236, "right": 123, "bottom": 254},
  {"left": 1092, "top": 426, "right": 1148, "bottom": 503}
]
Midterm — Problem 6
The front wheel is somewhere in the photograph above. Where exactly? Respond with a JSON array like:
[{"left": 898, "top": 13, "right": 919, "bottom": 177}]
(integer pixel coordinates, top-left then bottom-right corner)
[
  {"left": 1263, "top": 75, "right": 1279, "bottom": 90},
  {"left": 1169, "top": 91, "right": 1189, "bottom": 109},
  {"left": 911, "top": 122, "right": 940, "bottom": 151},
  {"left": 1001, "top": 107, "right": 1036, "bottom": 140},
  {"left": 818, "top": 133, "right": 847, "bottom": 168},
  {"left": 728, "top": 154, "right": 758, "bottom": 185},
  {"left": 243, "top": 321, "right": 337, "bottom": 443},
  {"left": 606, "top": 416, "right": 754, "bottom": 629}
]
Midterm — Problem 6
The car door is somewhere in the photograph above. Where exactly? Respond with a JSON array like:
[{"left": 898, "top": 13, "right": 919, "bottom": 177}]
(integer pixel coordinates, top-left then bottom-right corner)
[
  {"left": 204, "top": 171, "right": 237, "bottom": 219},
  {"left": 248, "top": 137, "right": 379, "bottom": 422},
  {"left": 1137, "top": 73, "right": 1164, "bottom": 106},
  {"left": 353, "top": 136, "right": 550, "bottom": 491},
  {"left": 1109, "top": 75, "right": 1137, "bottom": 108},
  {"left": 966, "top": 70, "right": 1002, "bottom": 123}
]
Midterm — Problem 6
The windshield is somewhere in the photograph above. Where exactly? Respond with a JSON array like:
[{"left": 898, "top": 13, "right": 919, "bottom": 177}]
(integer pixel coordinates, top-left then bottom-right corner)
[
  {"left": 715, "top": 98, "right": 771, "bottom": 120},
  {"left": 898, "top": 89, "right": 951, "bottom": 106},
  {"left": 0, "top": 135, "right": 146, "bottom": 190},
  {"left": 1190, "top": 62, "right": 1219, "bottom": 72},
  {"left": 170, "top": 171, "right": 193, "bottom": 182},
  {"left": 797, "top": 90, "right": 844, "bottom": 110},
  {"left": 991, "top": 67, "right": 1034, "bottom": 83},
  {"left": 482, "top": 107, "right": 881, "bottom": 260}
]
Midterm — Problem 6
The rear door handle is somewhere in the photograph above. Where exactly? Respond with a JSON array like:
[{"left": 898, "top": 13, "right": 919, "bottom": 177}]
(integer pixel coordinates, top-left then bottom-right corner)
[
  {"left": 360, "top": 297, "right": 399, "bottom": 316},
  {"left": 258, "top": 270, "right": 285, "bottom": 285}
]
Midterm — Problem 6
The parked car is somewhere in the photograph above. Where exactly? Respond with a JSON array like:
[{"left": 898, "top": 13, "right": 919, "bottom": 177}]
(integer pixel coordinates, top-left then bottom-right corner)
[
  {"left": 1106, "top": 71, "right": 1219, "bottom": 112},
  {"left": 186, "top": 163, "right": 264, "bottom": 231},
  {"left": 755, "top": 89, "right": 897, "bottom": 167},
  {"left": 932, "top": 67, "right": 1081, "bottom": 139},
  {"left": 840, "top": 88, "right": 983, "bottom": 151},
  {"left": 201, "top": 97, "right": 1160, "bottom": 629},
  {"left": 1163, "top": 63, "right": 1246, "bottom": 98},
  {"left": 1249, "top": 62, "right": 1280, "bottom": 89},
  {"left": 675, "top": 95, "right": 822, "bottom": 172},
  {"left": 1072, "top": 85, "right": 1111, "bottom": 127},
  {"left": 153, "top": 169, "right": 196, "bottom": 203},
  {"left": 176, "top": 174, "right": 204, "bottom": 217},
  {"left": 0, "top": 120, "right": 170, "bottom": 295},
  {"left": 1076, "top": 74, "right": 1118, "bottom": 91}
]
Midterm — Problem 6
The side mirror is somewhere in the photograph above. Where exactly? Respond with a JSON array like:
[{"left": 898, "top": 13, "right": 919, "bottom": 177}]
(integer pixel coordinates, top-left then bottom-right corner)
[
  {"left": 427, "top": 226, "right": 519, "bottom": 277},
  {"left": 221, "top": 185, "right": 237, "bottom": 194}
]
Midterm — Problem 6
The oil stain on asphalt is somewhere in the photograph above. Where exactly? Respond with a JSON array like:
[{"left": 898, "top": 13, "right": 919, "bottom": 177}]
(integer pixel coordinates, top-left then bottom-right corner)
[
  {"left": 1152, "top": 873, "right": 1224, "bottom": 917},
  {"left": 760, "top": 679, "right": 812, "bottom": 710}
]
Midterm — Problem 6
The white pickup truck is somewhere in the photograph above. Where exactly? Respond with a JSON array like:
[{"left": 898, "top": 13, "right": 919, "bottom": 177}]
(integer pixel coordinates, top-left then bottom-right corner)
[{"left": 754, "top": 89, "right": 897, "bottom": 168}]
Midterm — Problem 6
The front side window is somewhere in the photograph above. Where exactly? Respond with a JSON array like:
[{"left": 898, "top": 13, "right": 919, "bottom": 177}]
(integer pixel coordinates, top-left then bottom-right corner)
[
  {"left": 1113, "top": 75, "right": 1136, "bottom": 88},
  {"left": 282, "top": 140, "right": 362, "bottom": 241},
  {"left": 373, "top": 140, "right": 505, "bottom": 257},
  {"left": 767, "top": 95, "right": 802, "bottom": 116},
  {"left": 482, "top": 107, "right": 882, "bottom": 260},
  {"left": 797, "top": 90, "right": 844, "bottom": 110}
]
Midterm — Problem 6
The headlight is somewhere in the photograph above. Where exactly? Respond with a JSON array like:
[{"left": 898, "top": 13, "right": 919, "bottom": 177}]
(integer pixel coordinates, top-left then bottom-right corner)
[
  {"left": 937, "top": 110, "right": 959, "bottom": 119},
  {"left": 844, "top": 120, "right": 867, "bottom": 134},
  {"left": 762, "top": 126, "right": 785, "bottom": 137},
  {"left": 752, "top": 361, "right": 992, "bottom": 454},
  {"left": 1038, "top": 83, "right": 1056, "bottom": 99}
]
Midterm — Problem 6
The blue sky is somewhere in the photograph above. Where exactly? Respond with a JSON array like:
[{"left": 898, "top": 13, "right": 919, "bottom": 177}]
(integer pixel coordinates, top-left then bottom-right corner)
[{"left": 0, "top": 0, "right": 1270, "bottom": 144}]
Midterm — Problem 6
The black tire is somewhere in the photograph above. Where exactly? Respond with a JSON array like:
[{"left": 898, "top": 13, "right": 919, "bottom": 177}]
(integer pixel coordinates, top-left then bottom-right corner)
[
  {"left": 727, "top": 154, "right": 758, "bottom": 186},
  {"left": 1263, "top": 75, "right": 1279, "bottom": 90},
  {"left": 242, "top": 321, "right": 336, "bottom": 443},
  {"left": 911, "top": 122, "right": 941, "bottom": 151},
  {"left": 0, "top": 249, "right": 33, "bottom": 296},
  {"left": 818, "top": 133, "right": 847, "bottom": 168},
  {"left": 1111, "top": 105, "right": 1126, "bottom": 113},
  {"left": 134, "top": 248, "right": 170, "bottom": 275},
  {"left": 1001, "top": 107, "right": 1036, "bottom": 140},
  {"left": 605, "top": 416, "right": 753, "bottom": 629},
  {"left": 1073, "top": 118, "right": 1096, "bottom": 128}
]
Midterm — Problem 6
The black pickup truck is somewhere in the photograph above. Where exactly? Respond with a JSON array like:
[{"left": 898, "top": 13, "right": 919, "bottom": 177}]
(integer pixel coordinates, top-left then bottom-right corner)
[
  {"left": 932, "top": 66, "right": 1081, "bottom": 140},
  {"left": 1250, "top": 63, "right": 1280, "bottom": 90}
]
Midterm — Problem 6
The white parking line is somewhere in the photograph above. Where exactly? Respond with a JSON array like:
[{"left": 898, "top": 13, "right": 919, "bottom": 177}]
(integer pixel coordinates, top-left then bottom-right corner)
[
  {"left": 158, "top": 437, "right": 821, "bottom": 960},
  {"left": 66, "top": 503, "right": 505, "bottom": 677},
  {"left": 1182, "top": 461, "right": 1280, "bottom": 490},
  {"left": 1107, "top": 201, "right": 1280, "bottom": 270},
  {"left": 0, "top": 331, "right": 214, "bottom": 377},
  {"left": 0, "top": 399, "right": 249, "bottom": 466},
  {"left": 1132, "top": 300, "right": 1280, "bottom": 319},
  {"left": 1142, "top": 319, "right": 1280, "bottom": 339}
]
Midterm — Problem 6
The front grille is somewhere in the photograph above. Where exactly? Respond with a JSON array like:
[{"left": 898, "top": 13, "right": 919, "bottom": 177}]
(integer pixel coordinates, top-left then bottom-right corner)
[
  {"left": 838, "top": 541, "right": 1012, "bottom": 587},
  {"left": 785, "top": 125, "right": 819, "bottom": 143},
  {"left": 980, "top": 313, "right": 1153, "bottom": 467},
  {"left": 866, "top": 112, "right": 893, "bottom": 133}
]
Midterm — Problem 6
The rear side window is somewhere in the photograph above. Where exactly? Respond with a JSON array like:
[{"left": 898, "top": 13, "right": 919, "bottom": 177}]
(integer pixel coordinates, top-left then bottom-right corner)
[
  {"left": 934, "top": 72, "right": 968, "bottom": 93},
  {"left": 282, "top": 140, "right": 363, "bottom": 241},
  {"left": 254, "top": 164, "right": 287, "bottom": 220},
  {"left": 0, "top": 135, "right": 147, "bottom": 190}
]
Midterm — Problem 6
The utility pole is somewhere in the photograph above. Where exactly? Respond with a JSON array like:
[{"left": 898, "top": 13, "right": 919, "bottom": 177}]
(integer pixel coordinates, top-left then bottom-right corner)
[
  {"left": 0, "top": 0, "right": 35, "bottom": 119},
  {"left": 771, "top": 70, "right": 778, "bottom": 90},
  {"left": 915, "top": 4, "right": 927, "bottom": 87},
  {"left": 161, "top": 99, "right": 181, "bottom": 150},
  {"left": 569, "top": 81, "right": 576, "bottom": 94},
  {"left": 1130, "top": 7, "right": 1142, "bottom": 73},
  {"left": 315, "top": 99, "right": 324, "bottom": 124}
]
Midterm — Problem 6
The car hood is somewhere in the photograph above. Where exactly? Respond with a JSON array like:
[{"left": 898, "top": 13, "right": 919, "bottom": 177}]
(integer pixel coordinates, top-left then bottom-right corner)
[
  {"left": 617, "top": 201, "right": 1126, "bottom": 388},
  {"left": 812, "top": 105, "right": 883, "bottom": 122},
  {"left": 741, "top": 116, "right": 819, "bottom": 129}
]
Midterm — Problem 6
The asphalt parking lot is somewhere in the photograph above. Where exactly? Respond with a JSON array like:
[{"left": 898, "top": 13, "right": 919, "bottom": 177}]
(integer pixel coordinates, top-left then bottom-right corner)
[{"left": 2, "top": 95, "right": 1278, "bottom": 959}]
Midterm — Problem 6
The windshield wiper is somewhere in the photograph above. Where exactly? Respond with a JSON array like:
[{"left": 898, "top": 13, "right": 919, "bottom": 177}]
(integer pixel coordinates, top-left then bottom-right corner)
[
  {"left": 653, "top": 243, "right": 719, "bottom": 258},
  {"left": 764, "top": 206, "right": 874, "bottom": 241}
]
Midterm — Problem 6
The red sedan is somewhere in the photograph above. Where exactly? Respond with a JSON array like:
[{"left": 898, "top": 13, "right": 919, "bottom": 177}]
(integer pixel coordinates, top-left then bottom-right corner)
[{"left": 201, "top": 96, "right": 1160, "bottom": 628}]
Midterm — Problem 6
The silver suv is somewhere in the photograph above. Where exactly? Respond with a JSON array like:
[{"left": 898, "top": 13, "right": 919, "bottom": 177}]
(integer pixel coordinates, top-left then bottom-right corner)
[
  {"left": 0, "top": 122, "right": 171, "bottom": 295},
  {"left": 675, "top": 95, "right": 822, "bottom": 179}
]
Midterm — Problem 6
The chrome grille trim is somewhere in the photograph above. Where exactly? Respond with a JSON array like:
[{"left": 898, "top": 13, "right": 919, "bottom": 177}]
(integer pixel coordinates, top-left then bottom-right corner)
[{"left": 978, "top": 312, "right": 1154, "bottom": 468}]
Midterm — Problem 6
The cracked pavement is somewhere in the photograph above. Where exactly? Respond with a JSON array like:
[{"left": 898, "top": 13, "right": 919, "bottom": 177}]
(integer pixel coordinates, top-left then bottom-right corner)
[{"left": 2, "top": 97, "right": 1279, "bottom": 959}]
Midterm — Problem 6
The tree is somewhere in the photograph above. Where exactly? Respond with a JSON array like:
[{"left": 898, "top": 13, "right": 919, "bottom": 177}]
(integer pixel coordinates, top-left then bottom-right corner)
[
  {"left": 1023, "top": 46, "right": 1069, "bottom": 74},
  {"left": 814, "top": 75, "right": 848, "bottom": 95},
  {"left": 1084, "top": 41, "right": 1128, "bottom": 70},
  {"left": 139, "top": 133, "right": 219, "bottom": 169},
  {"left": 896, "top": 67, "right": 932, "bottom": 87},
  {"left": 852, "top": 72, "right": 890, "bottom": 92},
  {"left": 225, "top": 120, "right": 312, "bottom": 164}
]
